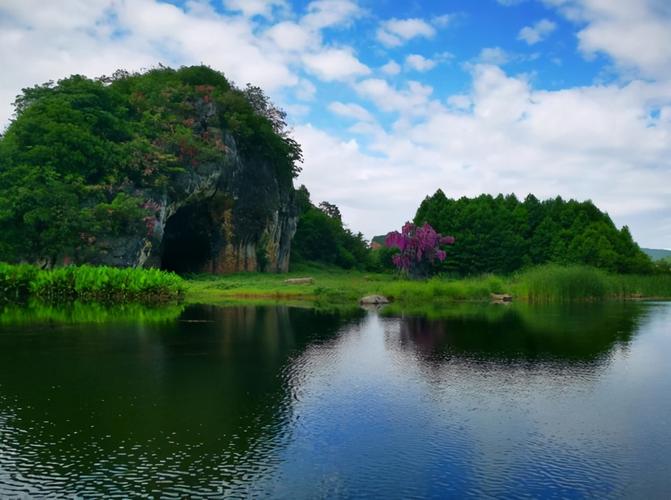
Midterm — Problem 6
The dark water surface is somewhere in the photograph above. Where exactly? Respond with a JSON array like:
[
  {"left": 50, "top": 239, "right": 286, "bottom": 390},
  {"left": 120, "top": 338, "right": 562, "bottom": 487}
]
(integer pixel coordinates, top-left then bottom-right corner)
[{"left": 0, "top": 302, "right": 670, "bottom": 498}]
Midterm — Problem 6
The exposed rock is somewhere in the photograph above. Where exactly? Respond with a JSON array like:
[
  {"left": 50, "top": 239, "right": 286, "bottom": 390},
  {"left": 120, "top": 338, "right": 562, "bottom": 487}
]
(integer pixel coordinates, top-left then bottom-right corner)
[
  {"left": 284, "top": 277, "right": 314, "bottom": 285},
  {"left": 359, "top": 295, "right": 390, "bottom": 305},
  {"left": 88, "top": 115, "right": 297, "bottom": 274},
  {"left": 491, "top": 293, "right": 513, "bottom": 303}
]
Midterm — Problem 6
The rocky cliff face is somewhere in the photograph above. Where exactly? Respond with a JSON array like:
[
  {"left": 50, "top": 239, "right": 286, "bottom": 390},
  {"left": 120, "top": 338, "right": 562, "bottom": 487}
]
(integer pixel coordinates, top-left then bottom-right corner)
[
  {"left": 0, "top": 66, "right": 300, "bottom": 273},
  {"left": 91, "top": 119, "right": 297, "bottom": 273}
]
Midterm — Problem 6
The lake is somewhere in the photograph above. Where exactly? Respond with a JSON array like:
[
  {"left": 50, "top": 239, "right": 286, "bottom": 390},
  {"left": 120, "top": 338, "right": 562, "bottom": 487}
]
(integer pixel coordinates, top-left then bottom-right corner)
[{"left": 1, "top": 301, "right": 670, "bottom": 498}]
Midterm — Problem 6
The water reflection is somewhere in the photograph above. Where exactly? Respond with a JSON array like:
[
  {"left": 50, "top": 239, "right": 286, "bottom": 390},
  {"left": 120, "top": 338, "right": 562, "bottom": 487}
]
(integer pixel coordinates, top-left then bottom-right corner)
[
  {"left": 0, "top": 305, "right": 364, "bottom": 497},
  {"left": 391, "top": 302, "right": 644, "bottom": 362},
  {"left": 0, "top": 302, "right": 670, "bottom": 497},
  {"left": 0, "top": 300, "right": 185, "bottom": 324}
]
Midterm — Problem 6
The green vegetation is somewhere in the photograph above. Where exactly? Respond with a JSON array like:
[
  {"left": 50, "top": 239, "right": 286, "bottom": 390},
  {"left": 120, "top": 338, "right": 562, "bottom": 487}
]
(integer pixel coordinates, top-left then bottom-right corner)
[
  {"left": 183, "top": 263, "right": 671, "bottom": 306},
  {"left": 291, "top": 185, "right": 370, "bottom": 269},
  {"left": 414, "top": 191, "right": 655, "bottom": 275},
  {"left": 0, "top": 301, "right": 185, "bottom": 324},
  {"left": 0, "top": 65, "right": 300, "bottom": 265},
  {"left": 0, "top": 263, "right": 183, "bottom": 303},
  {"left": 642, "top": 247, "right": 671, "bottom": 261}
]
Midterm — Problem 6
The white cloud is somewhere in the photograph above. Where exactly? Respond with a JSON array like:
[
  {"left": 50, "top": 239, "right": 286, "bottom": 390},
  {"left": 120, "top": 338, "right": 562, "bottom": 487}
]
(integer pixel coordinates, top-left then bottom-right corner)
[
  {"left": 303, "top": 64, "right": 671, "bottom": 246},
  {"left": 301, "top": 0, "right": 362, "bottom": 29},
  {"left": 381, "top": 60, "right": 401, "bottom": 75},
  {"left": 354, "top": 79, "right": 436, "bottom": 116},
  {"left": 477, "top": 47, "right": 510, "bottom": 65},
  {"left": 405, "top": 54, "right": 437, "bottom": 72},
  {"left": 544, "top": 0, "right": 671, "bottom": 79},
  {"left": 295, "top": 78, "right": 317, "bottom": 101},
  {"left": 447, "top": 94, "right": 472, "bottom": 111},
  {"left": 376, "top": 18, "right": 436, "bottom": 47},
  {"left": 302, "top": 48, "right": 370, "bottom": 81},
  {"left": 518, "top": 18, "right": 557, "bottom": 45},
  {"left": 265, "top": 21, "right": 315, "bottom": 51},
  {"left": 0, "top": 0, "right": 370, "bottom": 126},
  {"left": 328, "top": 101, "right": 374, "bottom": 122},
  {"left": 223, "top": 0, "right": 288, "bottom": 18}
]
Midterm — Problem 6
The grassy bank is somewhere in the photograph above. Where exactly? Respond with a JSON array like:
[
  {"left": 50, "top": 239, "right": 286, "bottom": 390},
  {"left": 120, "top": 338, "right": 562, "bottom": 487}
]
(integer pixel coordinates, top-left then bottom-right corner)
[
  {"left": 0, "top": 263, "right": 184, "bottom": 304},
  {"left": 185, "top": 263, "right": 671, "bottom": 306},
  {"left": 2, "top": 262, "right": 669, "bottom": 307}
]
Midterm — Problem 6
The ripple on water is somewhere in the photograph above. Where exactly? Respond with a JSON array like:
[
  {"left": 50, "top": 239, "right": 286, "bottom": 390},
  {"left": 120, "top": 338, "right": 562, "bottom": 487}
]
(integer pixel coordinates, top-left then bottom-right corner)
[{"left": 1, "top": 304, "right": 671, "bottom": 497}]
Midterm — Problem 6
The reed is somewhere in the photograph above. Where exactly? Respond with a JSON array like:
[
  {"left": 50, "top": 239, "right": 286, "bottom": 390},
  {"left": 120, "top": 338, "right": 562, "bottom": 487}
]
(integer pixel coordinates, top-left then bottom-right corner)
[
  {"left": 513, "top": 265, "right": 609, "bottom": 303},
  {"left": 0, "top": 263, "right": 184, "bottom": 303}
]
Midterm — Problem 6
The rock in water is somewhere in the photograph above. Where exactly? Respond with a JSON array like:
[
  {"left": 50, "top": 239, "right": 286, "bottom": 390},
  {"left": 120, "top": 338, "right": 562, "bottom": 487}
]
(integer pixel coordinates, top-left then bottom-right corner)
[
  {"left": 490, "top": 293, "right": 513, "bottom": 303},
  {"left": 359, "top": 295, "right": 390, "bottom": 305}
]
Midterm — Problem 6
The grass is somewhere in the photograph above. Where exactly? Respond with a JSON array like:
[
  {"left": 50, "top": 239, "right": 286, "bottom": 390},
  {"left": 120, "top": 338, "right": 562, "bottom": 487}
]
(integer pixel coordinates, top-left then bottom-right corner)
[
  {"left": 0, "top": 263, "right": 184, "bottom": 304},
  {"left": 183, "top": 263, "right": 671, "bottom": 306},
  {"left": 2, "top": 262, "right": 669, "bottom": 308}
]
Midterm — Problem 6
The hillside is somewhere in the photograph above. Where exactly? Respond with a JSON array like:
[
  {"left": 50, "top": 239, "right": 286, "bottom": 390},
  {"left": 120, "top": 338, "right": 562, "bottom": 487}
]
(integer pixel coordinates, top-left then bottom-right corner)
[
  {"left": 414, "top": 191, "right": 654, "bottom": 275},
  {"left": 642, "top": 248, "right": 671, "bottom": 261},
  {"left": 0, "top": 66, "right": 301, "bottom": 273}
]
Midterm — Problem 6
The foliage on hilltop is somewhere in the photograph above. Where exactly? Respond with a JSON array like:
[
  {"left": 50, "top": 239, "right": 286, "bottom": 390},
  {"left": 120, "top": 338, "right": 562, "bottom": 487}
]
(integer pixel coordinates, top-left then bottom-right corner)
[
  {"left": 414, "top": 191, "right": 655, "bottom": 275},
  {"left": 0, "top": 65, "right": 302, "bottom": 265}
]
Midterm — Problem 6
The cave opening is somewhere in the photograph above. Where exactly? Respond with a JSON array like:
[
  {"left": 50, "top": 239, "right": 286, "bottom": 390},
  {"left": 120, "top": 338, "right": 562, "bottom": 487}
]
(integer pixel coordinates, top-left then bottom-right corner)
[{"left": 160, "top": 203, "right": 214, "bottom": 274}]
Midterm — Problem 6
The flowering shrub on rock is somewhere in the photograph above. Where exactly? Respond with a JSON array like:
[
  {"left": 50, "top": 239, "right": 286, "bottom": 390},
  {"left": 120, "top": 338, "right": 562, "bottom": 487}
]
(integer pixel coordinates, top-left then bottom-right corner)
[{"left": 385, "top": 222, "right": 455, "bottom": 278}]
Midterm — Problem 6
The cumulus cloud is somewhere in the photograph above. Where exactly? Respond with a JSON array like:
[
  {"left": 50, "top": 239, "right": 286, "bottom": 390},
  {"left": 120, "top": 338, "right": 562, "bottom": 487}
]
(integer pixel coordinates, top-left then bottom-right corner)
[
  {"left": 301, "top": 0, "right": 362, "bottom": 29},
  {"left": 405, "top": 54, "right": 437, "bottom": 72},
  {"left": 376, "top": 18, "right": 436, "bottom": 47},
  {"left": 223, "top": 0, "right": 288, "bottom": 18},
  {"left": 302, "top": 48, "right": 370, "bottom": 81},
  {"left": 381, "top": 60, "right": 401, "bottom": 75},
  {"left": 518, "top": 19, "right": 557, "bottom": 45},
  {"left": 477, "top": 47, "right": 511, "bottom": 65},
  {"left": 299, "top": 64, "right": 671, "bottom": 246},
  {"left": 328, "top": 101, "right": 374, "bottom": 122},
  {"left": 0, "top": 0, "right": 369, "bottom": 126},
  {"left": 544, "top": 0, "right": 671, "bottom": 79},
  {"left": 354, "top": 79, "right": 436, "bottom": 116}
]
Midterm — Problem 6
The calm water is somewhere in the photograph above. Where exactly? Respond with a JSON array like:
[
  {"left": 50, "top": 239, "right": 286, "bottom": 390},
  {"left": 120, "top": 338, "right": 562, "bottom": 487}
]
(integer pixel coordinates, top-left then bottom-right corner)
[{"left": 0, "top": 301, "right": 670, "bottom": 498}]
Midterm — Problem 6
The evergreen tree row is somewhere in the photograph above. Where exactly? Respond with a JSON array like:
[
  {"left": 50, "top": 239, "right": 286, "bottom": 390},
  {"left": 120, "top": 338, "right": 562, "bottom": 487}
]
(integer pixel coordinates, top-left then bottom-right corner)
[{"left": 414, "top": 191, "right": 654, "bottom": 275}]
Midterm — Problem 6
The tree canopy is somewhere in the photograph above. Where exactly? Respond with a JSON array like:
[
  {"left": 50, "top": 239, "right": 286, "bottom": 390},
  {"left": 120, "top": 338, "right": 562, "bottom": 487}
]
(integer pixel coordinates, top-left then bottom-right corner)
[
  {"left": 414, "top": 191, "right": 654, "bottom": 275},
  {"left": 291, "top": 186, "right": 370, "bottom": 269}
]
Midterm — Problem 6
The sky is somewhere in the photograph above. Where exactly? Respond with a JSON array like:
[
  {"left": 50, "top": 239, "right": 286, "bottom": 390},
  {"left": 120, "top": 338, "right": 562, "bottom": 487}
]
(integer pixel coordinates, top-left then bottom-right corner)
[{"left": 1, "top": 0, "right": 670, "bottom": 248}]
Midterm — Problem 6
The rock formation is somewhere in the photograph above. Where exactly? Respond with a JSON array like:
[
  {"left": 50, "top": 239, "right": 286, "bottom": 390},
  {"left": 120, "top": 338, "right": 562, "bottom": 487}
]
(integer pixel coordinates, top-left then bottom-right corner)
[
  {"left": 92, "top": 128, "right": 297, "bottom": 273},
  {"left": 0, "top": 66, "right": 301, "bottom": 273}
]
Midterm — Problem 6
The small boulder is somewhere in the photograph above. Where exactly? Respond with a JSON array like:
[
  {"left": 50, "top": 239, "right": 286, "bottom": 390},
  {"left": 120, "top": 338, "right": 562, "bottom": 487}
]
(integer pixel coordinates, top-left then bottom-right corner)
[
  {"left": 284, "top": 277, "right": 314, "bottom": 285},
  {"left": 359, "top": 295, "right": 390, "bottom": 305},
  {"left": 490, "top": 293, "right": 513, "bottom": 303}
]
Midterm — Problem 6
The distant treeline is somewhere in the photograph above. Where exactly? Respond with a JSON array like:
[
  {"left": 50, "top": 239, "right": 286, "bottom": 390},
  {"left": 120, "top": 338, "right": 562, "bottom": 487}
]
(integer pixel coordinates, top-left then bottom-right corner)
[
  {"left": 414, "top": 191, "right": 655, "bottom": 275},
  {"left": 290, "top": 185, "right": 370, "bottom": 270}
]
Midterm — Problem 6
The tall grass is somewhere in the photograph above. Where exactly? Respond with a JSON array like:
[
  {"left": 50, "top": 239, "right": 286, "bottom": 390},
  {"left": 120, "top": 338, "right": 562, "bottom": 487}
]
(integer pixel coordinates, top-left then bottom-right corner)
[
  {"left": 0, "top": 263, "right": 184, "bottom": 304},
  {"left": 514, "top": 265, "right": 609, "bottom": 303},
  {"left": 513, "top": 264, "right": 671, "bottom": 302},
  {"left": 379, "top": 274, "right": 507, "bottom": 303},
  {"left": 0, "top": 263, "right": 39, "bottom": 302}
]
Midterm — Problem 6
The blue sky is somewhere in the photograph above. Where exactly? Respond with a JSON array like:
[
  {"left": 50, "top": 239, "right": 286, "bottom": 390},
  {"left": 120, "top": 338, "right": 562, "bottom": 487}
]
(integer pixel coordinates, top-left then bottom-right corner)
[{"left": 1, "top": 0, "right": 670, "bottom": 247}]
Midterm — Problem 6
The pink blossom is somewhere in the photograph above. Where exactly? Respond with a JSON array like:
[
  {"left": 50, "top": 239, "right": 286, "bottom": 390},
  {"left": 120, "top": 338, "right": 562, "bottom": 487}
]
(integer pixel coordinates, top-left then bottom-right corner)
[{"left": 384, "top": 222, "right": 455, "bottom": 276}]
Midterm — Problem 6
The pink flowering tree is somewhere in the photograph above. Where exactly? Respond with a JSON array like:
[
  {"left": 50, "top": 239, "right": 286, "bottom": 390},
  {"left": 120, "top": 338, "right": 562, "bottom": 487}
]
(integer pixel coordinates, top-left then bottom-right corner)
[{"left": 385, "top": 222, "right": 455, "bottom": 278}]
